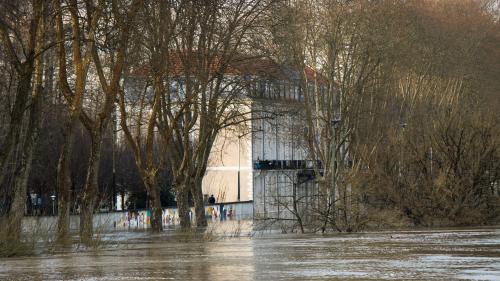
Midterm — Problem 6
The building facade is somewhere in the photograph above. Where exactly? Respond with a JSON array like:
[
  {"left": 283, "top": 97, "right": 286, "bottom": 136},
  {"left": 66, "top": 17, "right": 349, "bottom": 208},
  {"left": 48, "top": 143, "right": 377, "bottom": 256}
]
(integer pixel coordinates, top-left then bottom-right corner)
[{"left": 202, "top": 59, "right": 322, "bottom": 220}]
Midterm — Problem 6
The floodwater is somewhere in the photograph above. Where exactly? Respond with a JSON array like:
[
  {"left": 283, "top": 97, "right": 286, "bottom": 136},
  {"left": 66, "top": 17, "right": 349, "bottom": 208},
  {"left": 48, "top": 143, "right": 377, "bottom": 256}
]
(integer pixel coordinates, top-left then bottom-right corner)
[{"left": 1, "top": 223, "right": 499, "bottom": 281}]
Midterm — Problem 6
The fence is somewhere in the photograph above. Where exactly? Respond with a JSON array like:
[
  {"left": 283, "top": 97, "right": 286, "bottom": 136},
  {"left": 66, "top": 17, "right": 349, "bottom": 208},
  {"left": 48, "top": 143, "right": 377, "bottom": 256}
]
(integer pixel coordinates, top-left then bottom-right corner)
[{"left": 22, "top": 201, "right": 254, "bottom": 232}]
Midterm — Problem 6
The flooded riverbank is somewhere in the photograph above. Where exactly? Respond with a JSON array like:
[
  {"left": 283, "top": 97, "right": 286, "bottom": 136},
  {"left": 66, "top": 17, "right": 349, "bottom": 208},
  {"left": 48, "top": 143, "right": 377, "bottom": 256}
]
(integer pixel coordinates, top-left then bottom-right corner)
[{"left": 1, "top": 224, "right": 499, "bottom": 280}]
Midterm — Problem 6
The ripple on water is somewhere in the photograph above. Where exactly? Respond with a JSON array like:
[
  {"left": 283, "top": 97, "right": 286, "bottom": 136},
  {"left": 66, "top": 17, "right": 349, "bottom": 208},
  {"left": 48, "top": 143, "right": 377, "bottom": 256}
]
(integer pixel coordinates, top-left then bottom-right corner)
[{"left": 0, "top": 226, "right": 500, "bottom": 280}]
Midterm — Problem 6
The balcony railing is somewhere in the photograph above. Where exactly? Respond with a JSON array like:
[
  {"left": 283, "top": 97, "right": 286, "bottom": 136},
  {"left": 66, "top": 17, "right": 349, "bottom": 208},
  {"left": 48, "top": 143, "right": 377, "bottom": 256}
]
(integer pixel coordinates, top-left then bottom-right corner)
[{"left": 253, "top": 160, "right": 322, "bottom": 170}]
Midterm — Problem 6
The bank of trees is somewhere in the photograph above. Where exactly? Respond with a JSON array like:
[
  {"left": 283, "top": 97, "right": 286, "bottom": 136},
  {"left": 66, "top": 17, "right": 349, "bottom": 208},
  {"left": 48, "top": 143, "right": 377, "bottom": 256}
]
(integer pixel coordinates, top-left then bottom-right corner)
[
  {"left": 269, "top": 0, "right": 499, "bottom": 232},
  {"left": 0, "top": 0, "right": 498, "bottom": 254},
  {"left": 0, "top": 0, "right": 271, "bottom": 254}
]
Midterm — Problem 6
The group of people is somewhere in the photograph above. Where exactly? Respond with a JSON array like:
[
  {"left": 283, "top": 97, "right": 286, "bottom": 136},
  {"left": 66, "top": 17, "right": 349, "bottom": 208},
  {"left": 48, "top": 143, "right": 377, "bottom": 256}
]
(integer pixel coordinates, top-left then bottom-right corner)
[{"left": 207, "top": 194, "right": 234, "bottom": 220}]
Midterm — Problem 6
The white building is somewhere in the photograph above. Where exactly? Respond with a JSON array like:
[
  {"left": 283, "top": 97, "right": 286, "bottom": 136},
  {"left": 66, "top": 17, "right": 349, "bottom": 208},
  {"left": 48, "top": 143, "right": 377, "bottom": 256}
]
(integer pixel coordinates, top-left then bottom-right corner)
[
  {"left": 202, "top": 59, "right": 324, "bottom": 219},
  {"left": 124, "top": 57, "right": 324, "bottom": 220}
]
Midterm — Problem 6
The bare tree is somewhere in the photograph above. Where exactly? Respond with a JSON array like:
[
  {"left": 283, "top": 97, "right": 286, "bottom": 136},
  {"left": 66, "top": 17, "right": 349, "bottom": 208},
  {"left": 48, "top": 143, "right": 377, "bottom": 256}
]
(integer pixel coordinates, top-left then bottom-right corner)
[
  {"left": 0, "top": 0, "right": 45, "bottom": 191},
  {"left": 157, "top": 0, "right": 272, "bottom": 228},
  {"left": 0, "top": 0, "right": 47, "bottom": 247},
  {"left": 78, "top": 0, "right": 142, "bottom": 242},
  {"left": 271, "top": 0, "right": 395, "bottom": 231},
  {"left": 117, "top": 0, "right": 177, "bottom": 232},
  {"left": 54, "top": 0, "right": 101, "bottom": 241},
  {"left": 344, "top": 0, "right": 500, "bottom": 228}
]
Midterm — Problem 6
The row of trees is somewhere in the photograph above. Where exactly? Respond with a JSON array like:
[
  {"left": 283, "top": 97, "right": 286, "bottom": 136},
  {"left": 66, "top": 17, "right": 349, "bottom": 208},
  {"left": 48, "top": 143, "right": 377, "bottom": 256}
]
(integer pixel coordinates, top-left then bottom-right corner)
[
  {"left": 268, "top": 0, "right": 500, "bottom": 232},
  {"left": 0, "top": 0, "right": 271, "bottom": 253},
  {"left": 0, "top": 0, "right": 498, "bottom": 251}
]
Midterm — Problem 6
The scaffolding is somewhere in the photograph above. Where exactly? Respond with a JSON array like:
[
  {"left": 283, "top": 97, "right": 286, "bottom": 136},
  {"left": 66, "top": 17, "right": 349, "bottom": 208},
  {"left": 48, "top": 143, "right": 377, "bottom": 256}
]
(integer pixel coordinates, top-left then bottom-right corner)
[{"left": 253, "top": 167, "right": 321, "bottom": 225}]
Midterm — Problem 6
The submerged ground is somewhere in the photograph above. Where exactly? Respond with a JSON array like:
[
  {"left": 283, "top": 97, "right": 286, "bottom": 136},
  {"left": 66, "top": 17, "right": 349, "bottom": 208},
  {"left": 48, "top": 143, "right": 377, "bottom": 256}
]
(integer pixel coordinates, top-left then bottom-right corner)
[{"left": 0, "top": 223, "right": 499, "bottom": 280}]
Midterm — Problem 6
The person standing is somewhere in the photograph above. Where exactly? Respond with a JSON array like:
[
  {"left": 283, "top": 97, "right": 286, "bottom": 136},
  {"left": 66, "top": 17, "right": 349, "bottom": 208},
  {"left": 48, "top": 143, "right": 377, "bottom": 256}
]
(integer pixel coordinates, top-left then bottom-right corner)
[
  {"left": 220, "top": 203, "right": 225, "bottom": 220},
  {"left": 208, "top": 194, "right": 216, "bottom": 205}
]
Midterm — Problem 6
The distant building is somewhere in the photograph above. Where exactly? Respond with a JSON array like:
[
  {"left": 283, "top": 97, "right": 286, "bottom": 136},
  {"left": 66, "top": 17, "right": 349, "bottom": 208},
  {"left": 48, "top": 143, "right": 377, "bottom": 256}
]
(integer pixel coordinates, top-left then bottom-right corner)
[
  {"left": 201, "top": 58, "right": 326, "bottom": 220},
  {"left": 124, "top": 56, "right": 327, "bottom": 220}
]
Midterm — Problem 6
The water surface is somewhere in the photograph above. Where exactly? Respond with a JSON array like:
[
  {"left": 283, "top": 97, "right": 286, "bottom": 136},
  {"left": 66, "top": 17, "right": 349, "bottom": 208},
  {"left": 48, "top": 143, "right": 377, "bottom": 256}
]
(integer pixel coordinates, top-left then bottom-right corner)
[{"left": 1, "top": 224, "right": 499, "bottom": 280}]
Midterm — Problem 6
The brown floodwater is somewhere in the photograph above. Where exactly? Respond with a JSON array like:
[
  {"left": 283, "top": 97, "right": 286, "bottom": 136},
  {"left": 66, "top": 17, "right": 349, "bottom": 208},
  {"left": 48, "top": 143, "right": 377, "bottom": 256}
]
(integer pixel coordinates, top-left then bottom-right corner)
[{"left": 0, "top": 223, "right": 499, "bottom": 281}]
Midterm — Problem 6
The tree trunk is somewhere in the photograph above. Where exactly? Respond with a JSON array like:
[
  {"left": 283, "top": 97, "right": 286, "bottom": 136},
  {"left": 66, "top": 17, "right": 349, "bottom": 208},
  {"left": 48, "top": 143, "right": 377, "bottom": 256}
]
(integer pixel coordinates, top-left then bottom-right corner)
[
  {"left": 176, "top": 181, "right": 191, "bottom": 229},
  {"left": 4, "top": 8, "right": 45, "bottom": 244},
  {"left": 0, "top": 68, "right": 32, "bottom": 186},
  {"left": 318, "top": 179, "right": 331, "bottom": 232},
  {"left": 5, "top": 79, "right": 43, "bottom": 247},
  {"left": 5, "top": 167, "right": 28, "bottom": 245},
  {"left": 79, "top": 132, "right": 103, "bottom": 243},
  {"left": 56, "top": 120, "right": 76, "bottom": 241},
  {"left": 192, "top": 179, "right": 207, "bottom": 227},
  {"left": 6, "top": 142, "right": 36, "bottom": 245},
  {"left": 145, "top": 176, "right": 163, "bottom": 232}
]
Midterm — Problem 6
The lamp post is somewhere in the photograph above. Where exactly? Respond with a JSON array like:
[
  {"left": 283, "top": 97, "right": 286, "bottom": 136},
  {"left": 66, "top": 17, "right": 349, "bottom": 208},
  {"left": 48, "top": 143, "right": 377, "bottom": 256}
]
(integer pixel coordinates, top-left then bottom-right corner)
[
  {"left": 237, "top": 131, "right": 252, "bottom": 202},
  {"left": 112, "top": 110, "right": 116, "bottom": 211},
  {"left": 330, "top": 116, "right": 341, "bottom": 218},
  {"left": 237, "top": 134, "right": 242, "bottom": 202},
  {"left": 50, "top": 195, "right": 56, "bottom": 216}
]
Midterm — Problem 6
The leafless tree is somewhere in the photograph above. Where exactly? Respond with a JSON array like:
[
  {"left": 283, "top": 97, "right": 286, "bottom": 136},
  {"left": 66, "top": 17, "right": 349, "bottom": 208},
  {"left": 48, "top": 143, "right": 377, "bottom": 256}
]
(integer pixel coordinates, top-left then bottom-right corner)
[
  {"left": 78, "top": 0, "right": 142, "bottom": 243},
  {"left": 156, "top": 0, "right": 273, "bottom": 228},
  {"left": 54, "top": 0, "right": 101, "bottom": 241},
  {"left": 55, "top": 0, "right": 141, "bottom": 242},
  {"left": 0, "top": 0, "right": 47, "bottom": 247},
  {"left": 117, "top": 0, "right": 177, "bottom": 232}
]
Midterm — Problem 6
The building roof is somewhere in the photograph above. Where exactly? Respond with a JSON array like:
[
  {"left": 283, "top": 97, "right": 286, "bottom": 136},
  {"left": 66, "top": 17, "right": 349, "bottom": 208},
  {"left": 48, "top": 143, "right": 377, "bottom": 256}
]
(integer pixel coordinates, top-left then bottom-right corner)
[{"left": 130, "top": 53, "right": 328, "bottom": 85}]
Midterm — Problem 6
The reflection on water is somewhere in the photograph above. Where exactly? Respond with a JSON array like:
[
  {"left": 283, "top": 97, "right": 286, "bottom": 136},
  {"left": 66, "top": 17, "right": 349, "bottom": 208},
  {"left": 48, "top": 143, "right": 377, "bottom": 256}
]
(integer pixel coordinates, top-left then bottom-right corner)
[{"left": 0, "top": 223, "right": 499, "bottom": 280}]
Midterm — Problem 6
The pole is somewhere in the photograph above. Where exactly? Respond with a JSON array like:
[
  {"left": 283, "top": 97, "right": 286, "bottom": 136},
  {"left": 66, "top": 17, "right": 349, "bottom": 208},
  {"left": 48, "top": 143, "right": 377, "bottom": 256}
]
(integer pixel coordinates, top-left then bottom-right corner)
[
  {"left": 330, "top": 124, "right": 336, "bottom": 220},
  {"left": 237, "top": 135, "right": 241, "bottom": 201},
  {"left": 112, "top": 106, "right": 117, "bottom": 211},
  {"left": 50, "top": 195, "right": 56, "bottom": 216},
  {"left": 330, "top": 117, "right": 341, "bottom": 222}
]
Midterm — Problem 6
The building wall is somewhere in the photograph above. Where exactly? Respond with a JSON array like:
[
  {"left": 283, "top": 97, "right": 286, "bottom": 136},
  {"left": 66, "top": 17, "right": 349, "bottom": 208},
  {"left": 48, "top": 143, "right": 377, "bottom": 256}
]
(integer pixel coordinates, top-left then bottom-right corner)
[
  {"left": 253, "top": 170, "right": 319, "bottom": 220},
  {"left": 202, "top": 80, "right": 321, "bottom": 220},
  {"left": 251, "top": 103, "right": 308, "bottom": 162},
  {"left": 202, "top": 99, "right": 309, "bottom": 204},
  {"left": 202, "top": 121, "right": 253, "bottom": 203},
  {"left": 21, "top": 202, "right": 254, "bottom": 232},
  {"left": 250, "top": 101, "right": 319, "bottom": 219}
]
